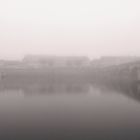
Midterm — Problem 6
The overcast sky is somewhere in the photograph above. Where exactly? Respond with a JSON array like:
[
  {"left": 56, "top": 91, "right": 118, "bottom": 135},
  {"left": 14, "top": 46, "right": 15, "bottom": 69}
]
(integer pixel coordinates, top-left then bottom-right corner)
[{"left": 0, "top": 0, "right": 140, "bottom": 60}]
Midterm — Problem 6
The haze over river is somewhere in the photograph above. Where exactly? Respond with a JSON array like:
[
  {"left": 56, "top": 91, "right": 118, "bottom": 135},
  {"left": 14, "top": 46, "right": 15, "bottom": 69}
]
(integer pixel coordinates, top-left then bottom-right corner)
[{"left": 0, "top": 81, "right": 140, "bottom": 140}]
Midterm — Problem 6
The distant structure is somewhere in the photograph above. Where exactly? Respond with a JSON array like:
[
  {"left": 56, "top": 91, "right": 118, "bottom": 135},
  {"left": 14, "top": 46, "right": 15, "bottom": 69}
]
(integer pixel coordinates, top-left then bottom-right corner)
[
  {"left": 91, "top": 56, "right": 140, "bottom": 68},
  {"left": 22, "top": 55, "right": 90, "bottom": 68},
  {"left": 0, "top": 60, "right": 25, "bottom": 69}
]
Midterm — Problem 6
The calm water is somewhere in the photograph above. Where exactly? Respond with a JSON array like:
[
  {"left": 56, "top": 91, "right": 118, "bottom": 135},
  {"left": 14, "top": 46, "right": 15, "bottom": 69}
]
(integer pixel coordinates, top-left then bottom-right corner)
[{"left": 0, "top": 82, "right": 140, "bottom": 140}]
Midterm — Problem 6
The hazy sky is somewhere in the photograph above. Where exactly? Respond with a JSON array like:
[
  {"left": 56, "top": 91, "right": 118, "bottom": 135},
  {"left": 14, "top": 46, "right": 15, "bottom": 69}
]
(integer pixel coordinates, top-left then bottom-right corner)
[{"left": 0, "top": 0, "right": 140, "bottom": 59}]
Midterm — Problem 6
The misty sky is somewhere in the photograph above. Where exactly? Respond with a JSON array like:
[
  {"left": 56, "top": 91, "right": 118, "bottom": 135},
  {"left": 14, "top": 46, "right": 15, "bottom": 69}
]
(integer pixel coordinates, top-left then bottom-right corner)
[{"left": 0, "top": 0, "right": 140, "bottom": 60}]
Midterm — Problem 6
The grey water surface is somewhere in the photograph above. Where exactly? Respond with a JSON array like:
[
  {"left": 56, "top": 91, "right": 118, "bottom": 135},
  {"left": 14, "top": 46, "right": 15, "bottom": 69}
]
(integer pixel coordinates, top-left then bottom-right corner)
[{"left": 0, "top": 82, "right": 140, "bottom": 140}]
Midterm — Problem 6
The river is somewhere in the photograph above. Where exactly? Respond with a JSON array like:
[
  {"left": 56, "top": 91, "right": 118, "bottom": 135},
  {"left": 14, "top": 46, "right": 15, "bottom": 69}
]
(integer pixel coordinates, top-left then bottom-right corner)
[{"left": 0, "top": 82, "right": 140, "bottom": 139}]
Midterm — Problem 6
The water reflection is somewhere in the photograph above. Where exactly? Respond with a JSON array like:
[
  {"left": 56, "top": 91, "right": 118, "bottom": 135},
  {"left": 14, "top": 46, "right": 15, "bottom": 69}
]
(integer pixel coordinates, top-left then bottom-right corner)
[
  {"left": 94, "top": 82, "right": 140, "bottom": 103},
  {"left": 0, "top": 80, "right": 140, "bottom": 102},
  {"left": 0, "top": 81, "right": 90, "bottom": 97}
]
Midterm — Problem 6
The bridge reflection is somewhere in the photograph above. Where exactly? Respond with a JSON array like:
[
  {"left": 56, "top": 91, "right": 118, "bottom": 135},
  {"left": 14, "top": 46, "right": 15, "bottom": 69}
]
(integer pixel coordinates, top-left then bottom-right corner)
[
  {"left": 0, "top": 80, "right": 140, "bottom": 103},
  {"left": 0, "top": 81, "right": 90, "bottom": 96}
]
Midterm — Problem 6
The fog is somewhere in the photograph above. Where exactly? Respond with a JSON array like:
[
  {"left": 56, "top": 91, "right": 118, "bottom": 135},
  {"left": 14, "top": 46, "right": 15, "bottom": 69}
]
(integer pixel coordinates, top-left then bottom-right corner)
[{"left": 0, "top": 0, "right": 140, "bottom": 60}]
